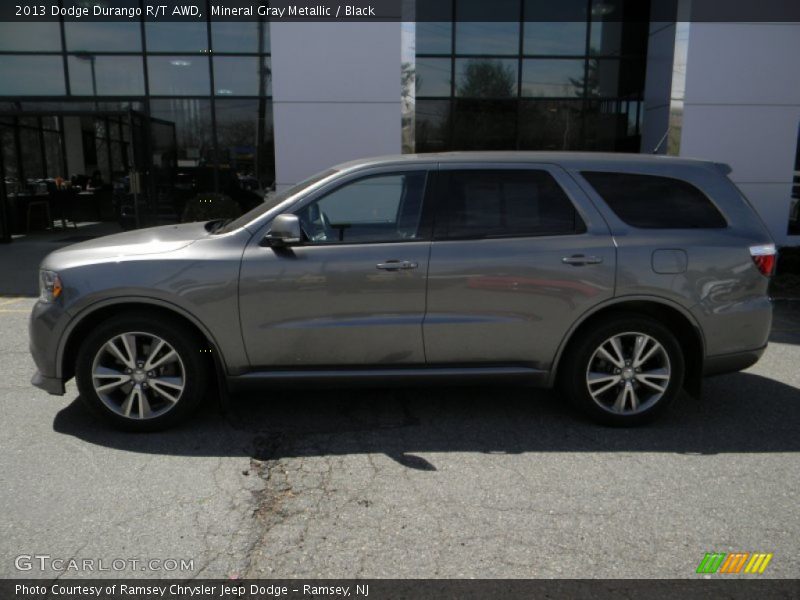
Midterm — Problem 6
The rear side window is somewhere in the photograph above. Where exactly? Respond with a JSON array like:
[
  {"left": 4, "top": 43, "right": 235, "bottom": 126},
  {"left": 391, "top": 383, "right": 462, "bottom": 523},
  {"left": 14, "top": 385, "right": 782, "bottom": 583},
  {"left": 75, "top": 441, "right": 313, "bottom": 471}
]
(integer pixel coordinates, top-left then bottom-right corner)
[
  {"left": 435, "top": 169, "right": 585, "bottom": 239},
  {"left": 581, "top": 171, "right": 727, "bottom": 229}
]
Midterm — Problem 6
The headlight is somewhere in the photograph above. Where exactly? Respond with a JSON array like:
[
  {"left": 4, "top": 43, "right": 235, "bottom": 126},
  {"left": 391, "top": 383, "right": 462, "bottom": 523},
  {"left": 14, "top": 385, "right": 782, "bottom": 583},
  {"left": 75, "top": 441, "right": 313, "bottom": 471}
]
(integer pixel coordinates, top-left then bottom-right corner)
[{"left": 39, "top": 270, "right": 63, "bottom": 303}]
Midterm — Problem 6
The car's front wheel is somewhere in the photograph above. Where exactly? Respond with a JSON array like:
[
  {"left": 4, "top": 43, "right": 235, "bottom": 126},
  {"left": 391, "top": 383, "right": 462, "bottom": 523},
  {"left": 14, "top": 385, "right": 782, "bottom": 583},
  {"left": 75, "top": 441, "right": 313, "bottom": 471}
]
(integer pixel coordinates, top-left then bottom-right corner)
[
  {"left": 560, "top": 315, "right": 685, "bottom": 426},
  {"left": 75, "top": 313, "right": 208, "bottom": 431}
]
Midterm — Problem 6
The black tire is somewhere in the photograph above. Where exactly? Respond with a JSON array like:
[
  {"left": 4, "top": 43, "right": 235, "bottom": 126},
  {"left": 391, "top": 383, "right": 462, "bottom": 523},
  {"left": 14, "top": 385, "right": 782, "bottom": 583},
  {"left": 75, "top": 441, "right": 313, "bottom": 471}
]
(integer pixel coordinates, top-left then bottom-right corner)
[
  {"left": 559, "top": 314, "right": 685, "bottom": 426},
  {"left": 75, "top": 312, "right": 209, "bottom": 432}
]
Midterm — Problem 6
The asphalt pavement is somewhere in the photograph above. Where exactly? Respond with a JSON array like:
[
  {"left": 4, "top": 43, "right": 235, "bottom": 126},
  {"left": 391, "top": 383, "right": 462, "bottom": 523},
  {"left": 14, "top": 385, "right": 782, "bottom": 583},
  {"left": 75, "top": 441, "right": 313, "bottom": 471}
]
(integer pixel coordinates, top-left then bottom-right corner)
[{"left": 0, "top": 292, "right": 798, "bottom": 579}]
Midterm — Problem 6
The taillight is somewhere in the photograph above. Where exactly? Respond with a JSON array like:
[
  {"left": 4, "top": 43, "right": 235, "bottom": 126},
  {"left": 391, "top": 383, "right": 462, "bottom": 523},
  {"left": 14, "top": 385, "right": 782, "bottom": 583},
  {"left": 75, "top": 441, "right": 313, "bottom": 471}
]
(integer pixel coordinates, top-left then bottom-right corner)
[{"left": 749, "top": 244, "right": 776, "bottom": 277}]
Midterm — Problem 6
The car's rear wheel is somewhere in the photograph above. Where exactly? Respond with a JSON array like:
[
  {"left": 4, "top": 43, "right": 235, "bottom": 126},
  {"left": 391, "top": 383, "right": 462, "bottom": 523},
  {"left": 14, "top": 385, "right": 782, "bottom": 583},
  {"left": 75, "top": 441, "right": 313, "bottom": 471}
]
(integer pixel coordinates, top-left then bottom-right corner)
[
  {"left": 75, "top": 313, "right": 208, "bottom": 431},
  {"left": 560, "top": 315, "right": 685, "bottom": 426}
]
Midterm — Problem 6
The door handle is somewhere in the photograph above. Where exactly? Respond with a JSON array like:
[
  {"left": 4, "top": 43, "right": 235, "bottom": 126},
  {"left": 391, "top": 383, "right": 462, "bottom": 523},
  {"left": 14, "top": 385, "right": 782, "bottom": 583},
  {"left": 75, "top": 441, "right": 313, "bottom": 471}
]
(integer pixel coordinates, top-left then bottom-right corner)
[
  {"left": 562, "top": 254, "right": 603, "bottom": 266},
  {"left": 376, "top": 260, "right": 418, "bottom": 271}
]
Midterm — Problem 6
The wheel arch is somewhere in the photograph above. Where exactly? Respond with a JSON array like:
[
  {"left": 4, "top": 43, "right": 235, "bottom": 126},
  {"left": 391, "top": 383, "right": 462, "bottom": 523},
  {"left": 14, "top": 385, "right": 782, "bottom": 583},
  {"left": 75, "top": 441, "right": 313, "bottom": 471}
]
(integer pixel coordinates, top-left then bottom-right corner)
[
  {"left": 59, "top": 298, "right": 225, "bottom": 383},
  {"left": 550, "top": 296, "right": 705, "bottom": 394}
]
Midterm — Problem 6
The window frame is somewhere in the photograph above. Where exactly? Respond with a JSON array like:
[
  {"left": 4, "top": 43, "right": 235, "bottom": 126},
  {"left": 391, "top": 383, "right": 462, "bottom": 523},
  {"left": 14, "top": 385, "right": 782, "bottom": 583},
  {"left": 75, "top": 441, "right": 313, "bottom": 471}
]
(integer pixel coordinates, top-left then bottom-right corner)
[
  {"left": 432, "top": 164, "right": 588, "bottom": 241},
  {"left": 286, "top": 167, "right": 436, "bottom": 247}
]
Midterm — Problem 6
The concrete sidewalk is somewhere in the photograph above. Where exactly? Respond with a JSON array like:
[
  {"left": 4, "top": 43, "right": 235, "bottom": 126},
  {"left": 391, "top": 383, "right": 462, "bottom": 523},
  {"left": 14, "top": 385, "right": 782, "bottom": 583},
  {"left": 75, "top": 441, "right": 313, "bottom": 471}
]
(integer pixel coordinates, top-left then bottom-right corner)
[{"left": 0, "top": 222, "right": 121, "bottom": 297}]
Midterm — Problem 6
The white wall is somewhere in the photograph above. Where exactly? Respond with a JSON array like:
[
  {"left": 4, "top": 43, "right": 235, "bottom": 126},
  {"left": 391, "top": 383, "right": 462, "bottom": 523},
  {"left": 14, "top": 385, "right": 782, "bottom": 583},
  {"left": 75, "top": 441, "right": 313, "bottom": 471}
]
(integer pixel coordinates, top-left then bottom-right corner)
[
  {"left": 679, "top": 23, "right": 800, "bottom": 245},
  {"left": 269, "top": 22, "right": 402, "bottom": 190}
]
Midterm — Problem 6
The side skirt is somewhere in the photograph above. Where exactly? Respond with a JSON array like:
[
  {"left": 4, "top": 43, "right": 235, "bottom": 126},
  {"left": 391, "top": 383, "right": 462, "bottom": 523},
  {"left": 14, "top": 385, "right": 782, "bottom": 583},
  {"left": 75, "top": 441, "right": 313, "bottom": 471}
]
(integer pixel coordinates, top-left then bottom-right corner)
[{"left": 226, "top": 365, "right": 550, "bottom": 392}]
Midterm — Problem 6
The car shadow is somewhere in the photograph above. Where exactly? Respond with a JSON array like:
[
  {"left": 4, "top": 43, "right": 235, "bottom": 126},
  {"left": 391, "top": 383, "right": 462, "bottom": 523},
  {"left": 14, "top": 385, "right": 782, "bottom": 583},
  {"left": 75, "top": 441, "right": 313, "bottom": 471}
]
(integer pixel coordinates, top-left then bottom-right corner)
[
  {"left": 52, "top": 370, "right": 800, "bottom": 470},
  {"left": 770, "top": 300, "right": 800, "bottom": 345}
]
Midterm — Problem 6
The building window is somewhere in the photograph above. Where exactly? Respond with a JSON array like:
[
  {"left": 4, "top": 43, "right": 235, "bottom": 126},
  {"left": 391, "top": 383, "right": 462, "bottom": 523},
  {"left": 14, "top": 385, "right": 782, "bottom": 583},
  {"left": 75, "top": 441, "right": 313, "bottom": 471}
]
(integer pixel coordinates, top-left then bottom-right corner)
[
  {"left": 412, "top": 0, "right": 649, "bottom": 153},
  {"left": 0, "top": 13, "right": 274, "bottom": 228},
  {"left": 0, "top": 23, "right": 61, "bottom": 51},
  {"left": 215, "top": 99, "right": 275, "bottom": 188},
  {"left": 455, "top": 59, "right": 518, "bottom": 97},
  {"left": 211, "top": 21, "right": 270, "bottom": 53},
  {"left": 147, "top": 56, "right": 211, "bottom": 96},
  {"left": 150, "top": 99, "right": 214, "bottom": 167},
  {"left": 521, "top": 59, "right": 585, "bottom": 97},
  {"left": 144, "top": 22, "right": 210, "bottom": 53},
  {"left": 68, "top": 55, "right": 146, "bottom": 96},
  {"left": 64, "top": 22, "right": 143, "bottom": 52},
  {"left": 0, "top": 56, "right": 66, "bottom": 96},
  {"left": 213, "top": 57, "right": 271, "bottom": 96}
]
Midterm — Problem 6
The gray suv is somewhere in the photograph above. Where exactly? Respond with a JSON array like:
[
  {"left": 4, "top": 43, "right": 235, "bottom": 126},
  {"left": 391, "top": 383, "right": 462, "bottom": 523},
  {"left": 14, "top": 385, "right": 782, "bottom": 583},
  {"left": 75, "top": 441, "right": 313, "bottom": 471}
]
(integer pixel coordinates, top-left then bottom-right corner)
[{"left": 29, "top": 153, "right": 775, "bottom": 430}]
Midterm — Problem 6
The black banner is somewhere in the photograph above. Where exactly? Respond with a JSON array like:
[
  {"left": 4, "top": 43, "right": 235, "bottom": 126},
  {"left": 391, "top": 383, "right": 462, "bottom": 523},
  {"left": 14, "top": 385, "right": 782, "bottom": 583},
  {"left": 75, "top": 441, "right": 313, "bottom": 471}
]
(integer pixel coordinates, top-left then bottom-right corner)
[
  {"left": 3, "top": 579, "right": 800, "bottom": 600},
  {"left": 2, "top": 0, "right": 800, "bottom": 22}
]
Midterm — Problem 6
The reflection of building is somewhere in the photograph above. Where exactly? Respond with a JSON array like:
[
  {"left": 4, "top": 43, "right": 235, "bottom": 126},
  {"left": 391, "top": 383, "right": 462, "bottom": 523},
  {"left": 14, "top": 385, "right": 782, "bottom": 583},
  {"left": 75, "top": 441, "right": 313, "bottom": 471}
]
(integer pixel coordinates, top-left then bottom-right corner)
[
  {"left": 414, "top": 3, "right": 649, "bottom": 154},
  {"left": 1, "top": 0, "right": 799, "bottom": 245},
  {"left": 0, "top": 18, "right": 273, "bottom": 238}
]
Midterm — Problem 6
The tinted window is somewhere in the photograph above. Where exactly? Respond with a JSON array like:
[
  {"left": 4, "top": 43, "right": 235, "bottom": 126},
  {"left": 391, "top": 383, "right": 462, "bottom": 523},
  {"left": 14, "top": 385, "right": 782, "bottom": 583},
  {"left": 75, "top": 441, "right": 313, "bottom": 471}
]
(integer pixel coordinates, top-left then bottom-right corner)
[
  {"left": 456, "top": 59, "right": 517, "bottom": 98},
  {"left": 436, "top": 170, "right": 583, "bottom": 239},
  {"left": 68, "top": 56, "right": 145, "bottom": 96},
  {"left": 64, "top": 22, "right": 142, "bottom": 52},
  {"left": 455, "top": 0, "right": 520, "bottom": 54},
  {"left": 147, "top": 57, "right": 210, "bottom": 96},
  {"left": 214, "top": 57, "right": 271, "bottom": 96},
  {"left": 0, "top": 23, "right": 61, "bottom": 51},
  {"left": 416, "top": 22, "right": 452, "bottom": 54},
  {"left": 0, "top": 56, "right": 66, "bottom": 96},
  {"left": 452, "top": 100, "right": 517, "bottom": 150},
  {"left": 582, "top": 172, "right": 727, "bottom": 228},
  {"left": 212, "top": 22, "right": 269, "bottom": 53},
  {"left": 145, "top": 23, "right": 209, "bottom": 52},
  {"left": 295, "top": 172, "right": 428, "bottom": 244},
  {"left": 521, "top": 59, "right": 585, "bottom": 97},
  {"left": 416, "top": 58, "right": 452, "bottom": 97}
]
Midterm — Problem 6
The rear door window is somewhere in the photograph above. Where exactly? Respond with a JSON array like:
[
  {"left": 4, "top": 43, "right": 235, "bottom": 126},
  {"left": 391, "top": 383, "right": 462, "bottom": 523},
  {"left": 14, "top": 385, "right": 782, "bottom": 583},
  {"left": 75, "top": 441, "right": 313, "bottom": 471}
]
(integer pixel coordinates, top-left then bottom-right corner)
[
  {"left": 434, "top": 169, "right": 585, "bottom": 239},
  {"left": 581, "top": 171, "right": 727, "bottom": 229}
]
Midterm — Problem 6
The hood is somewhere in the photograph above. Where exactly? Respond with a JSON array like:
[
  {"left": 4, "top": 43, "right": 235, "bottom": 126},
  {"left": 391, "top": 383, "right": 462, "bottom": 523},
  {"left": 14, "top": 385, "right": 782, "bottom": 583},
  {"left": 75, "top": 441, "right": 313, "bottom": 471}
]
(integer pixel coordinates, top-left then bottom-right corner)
[{"left": 42, "top": 222, "right": 210, "bottom": 270}]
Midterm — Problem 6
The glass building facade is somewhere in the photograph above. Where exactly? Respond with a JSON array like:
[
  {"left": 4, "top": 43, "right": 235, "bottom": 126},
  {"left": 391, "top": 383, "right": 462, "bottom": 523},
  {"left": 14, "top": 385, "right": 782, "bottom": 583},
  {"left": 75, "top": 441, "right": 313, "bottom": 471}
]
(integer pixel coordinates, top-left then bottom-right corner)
[
  {"left": 0, "top": 2, "right": 652, "bottom": 239},
  {"left": 0, "top": 10, "right": 273, "bottom": 233},
  {"left": 413, "top": 0, "right": 650, "bottom": 153}
]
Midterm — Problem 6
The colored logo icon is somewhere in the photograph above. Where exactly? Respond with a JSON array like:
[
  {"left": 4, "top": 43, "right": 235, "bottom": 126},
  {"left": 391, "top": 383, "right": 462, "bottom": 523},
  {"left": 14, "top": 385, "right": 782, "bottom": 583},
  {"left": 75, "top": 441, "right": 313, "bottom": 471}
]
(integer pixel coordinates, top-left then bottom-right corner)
[{"left": 696, "top": 552, "right": 773, "bottom": 574}]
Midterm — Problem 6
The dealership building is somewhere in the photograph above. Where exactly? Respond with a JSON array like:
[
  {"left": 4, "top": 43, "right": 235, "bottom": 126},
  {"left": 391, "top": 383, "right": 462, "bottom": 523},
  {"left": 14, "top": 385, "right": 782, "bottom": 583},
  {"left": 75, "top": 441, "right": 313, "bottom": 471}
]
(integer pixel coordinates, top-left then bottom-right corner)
[{"left": 0, "top": 0, "right": 798, "bottom": 244}]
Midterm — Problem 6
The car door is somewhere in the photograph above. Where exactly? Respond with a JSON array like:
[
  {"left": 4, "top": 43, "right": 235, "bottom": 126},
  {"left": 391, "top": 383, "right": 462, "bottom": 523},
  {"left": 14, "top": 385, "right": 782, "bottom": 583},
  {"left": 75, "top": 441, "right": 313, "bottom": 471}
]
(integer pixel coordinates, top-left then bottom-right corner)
[
  {"left": 238, "top": 166, "right": 433, "bottom": 368},
  {"left": 423, "top": 163, "right": 616, "bottom": 371}
]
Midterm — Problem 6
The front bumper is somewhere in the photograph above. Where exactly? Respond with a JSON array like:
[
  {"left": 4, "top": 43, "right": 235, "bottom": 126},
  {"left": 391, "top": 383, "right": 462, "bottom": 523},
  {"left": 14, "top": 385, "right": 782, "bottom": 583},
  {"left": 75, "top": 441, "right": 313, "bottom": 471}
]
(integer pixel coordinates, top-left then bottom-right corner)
[
  {"left": 28, "top": 299, "right": 69, "bottom": 396},
  {"left": 31, "top": 370, "right": 66, "bottom": 395}
]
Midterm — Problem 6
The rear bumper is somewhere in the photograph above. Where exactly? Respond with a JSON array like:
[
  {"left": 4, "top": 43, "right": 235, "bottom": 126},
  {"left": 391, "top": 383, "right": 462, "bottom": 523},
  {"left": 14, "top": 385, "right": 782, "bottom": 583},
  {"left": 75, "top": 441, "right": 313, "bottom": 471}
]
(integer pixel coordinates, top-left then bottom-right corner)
[
  {"left": 703, "top": 345, "right": 766, "bottom": 377},
  {"left": 31, "top": 370, "right": 66, "bottom": 395}
]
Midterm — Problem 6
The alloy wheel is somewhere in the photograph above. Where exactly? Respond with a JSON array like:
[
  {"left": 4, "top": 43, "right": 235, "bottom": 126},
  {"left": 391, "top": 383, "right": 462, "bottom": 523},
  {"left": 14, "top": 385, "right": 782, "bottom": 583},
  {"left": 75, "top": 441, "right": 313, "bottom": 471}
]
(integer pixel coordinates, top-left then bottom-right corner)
[
  {"left": 90, "top": 331, "right": 186, "bottom": 420},
  {"left": 585, "top": 332, "right": 671, "bottom": 415}
]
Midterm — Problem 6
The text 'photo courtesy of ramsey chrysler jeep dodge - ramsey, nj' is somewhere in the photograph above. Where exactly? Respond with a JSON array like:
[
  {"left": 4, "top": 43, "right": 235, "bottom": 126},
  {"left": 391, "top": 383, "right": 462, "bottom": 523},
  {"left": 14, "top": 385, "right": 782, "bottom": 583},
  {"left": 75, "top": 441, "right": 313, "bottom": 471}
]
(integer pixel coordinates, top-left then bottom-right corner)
[{"left": 29, "top": 152, "right": 776, "bottom": 431}]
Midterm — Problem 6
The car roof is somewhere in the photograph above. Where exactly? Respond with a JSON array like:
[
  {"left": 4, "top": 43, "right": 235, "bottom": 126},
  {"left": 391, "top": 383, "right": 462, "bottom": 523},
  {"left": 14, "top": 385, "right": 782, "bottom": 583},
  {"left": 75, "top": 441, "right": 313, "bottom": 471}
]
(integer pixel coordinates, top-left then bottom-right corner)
[{"left": 332, "top": 151, "right": 724, "bottom": 172}]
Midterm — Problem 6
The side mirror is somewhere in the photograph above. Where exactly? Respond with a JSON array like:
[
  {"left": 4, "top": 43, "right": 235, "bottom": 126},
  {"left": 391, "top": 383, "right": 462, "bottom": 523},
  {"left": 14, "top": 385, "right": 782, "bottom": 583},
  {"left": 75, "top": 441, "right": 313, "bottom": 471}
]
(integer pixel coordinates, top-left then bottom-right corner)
[{"left": 263, "top": 213, "right": 302, "bottom": 247}]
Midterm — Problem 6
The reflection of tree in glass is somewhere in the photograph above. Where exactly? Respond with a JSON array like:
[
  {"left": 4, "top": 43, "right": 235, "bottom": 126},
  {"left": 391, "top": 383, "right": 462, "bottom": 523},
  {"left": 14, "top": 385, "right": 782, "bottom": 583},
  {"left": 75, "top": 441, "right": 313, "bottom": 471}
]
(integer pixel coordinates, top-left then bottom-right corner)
[
  {"left": 519, "top": 102, "right": 582, "bottom": 151},
  {"left": 458, "top": 59, "right": 515, "bottom": 98},
  {"left": 401, "top": 62, "right": 415, "bottom": 153},
  {"left": 569, "top": 58, "right": 598, "bottom": 98},
  {"left": 401, "top": 62, "right": 415, "bottom": 102},
  {"left": 448, "top": 60, "right": 517, "bottom": 150}
]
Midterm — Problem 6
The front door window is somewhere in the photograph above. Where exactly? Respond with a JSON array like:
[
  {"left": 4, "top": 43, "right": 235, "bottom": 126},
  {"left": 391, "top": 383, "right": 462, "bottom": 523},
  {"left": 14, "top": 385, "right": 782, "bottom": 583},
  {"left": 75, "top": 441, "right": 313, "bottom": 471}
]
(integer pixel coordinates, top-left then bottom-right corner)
[{"left": 295, "top": 172, "right": 427, "bottom": 243}]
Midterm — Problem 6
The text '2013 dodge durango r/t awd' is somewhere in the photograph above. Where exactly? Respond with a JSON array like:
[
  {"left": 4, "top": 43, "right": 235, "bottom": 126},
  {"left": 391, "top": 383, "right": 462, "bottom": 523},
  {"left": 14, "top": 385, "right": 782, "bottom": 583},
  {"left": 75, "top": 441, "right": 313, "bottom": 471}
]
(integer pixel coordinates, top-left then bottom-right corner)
[{"left": 29, "top": 152, "right": 775, "bottom": 430}]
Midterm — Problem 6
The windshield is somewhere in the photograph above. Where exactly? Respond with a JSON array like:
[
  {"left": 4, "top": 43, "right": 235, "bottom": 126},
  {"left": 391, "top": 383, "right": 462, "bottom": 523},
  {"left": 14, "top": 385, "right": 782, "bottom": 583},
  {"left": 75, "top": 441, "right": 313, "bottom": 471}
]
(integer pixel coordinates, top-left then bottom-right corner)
[{"left": 215, "top": 168, "right": 338, "bottom": 234}]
